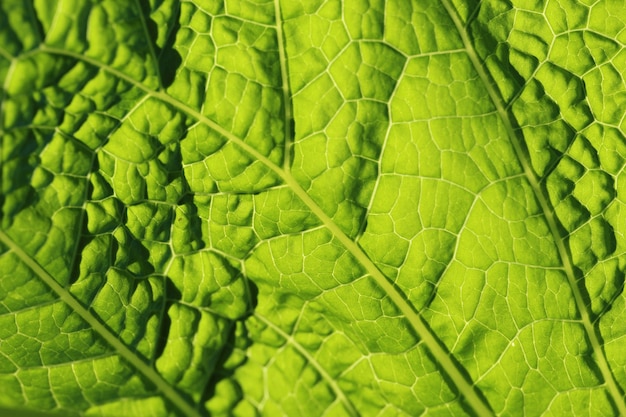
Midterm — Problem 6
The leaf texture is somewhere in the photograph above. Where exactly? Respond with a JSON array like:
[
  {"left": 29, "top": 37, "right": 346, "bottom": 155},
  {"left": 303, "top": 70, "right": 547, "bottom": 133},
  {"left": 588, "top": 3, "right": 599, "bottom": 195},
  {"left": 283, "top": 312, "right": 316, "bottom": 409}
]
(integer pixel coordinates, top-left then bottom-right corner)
[{"left": 1, "top": 0, "right": 626, "bottom": 416}]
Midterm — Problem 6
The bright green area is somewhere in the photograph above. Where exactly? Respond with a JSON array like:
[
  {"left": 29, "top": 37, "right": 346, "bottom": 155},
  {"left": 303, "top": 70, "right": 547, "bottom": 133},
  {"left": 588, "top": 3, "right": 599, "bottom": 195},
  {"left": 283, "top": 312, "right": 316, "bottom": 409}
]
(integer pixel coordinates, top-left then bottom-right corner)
[{"left": 2, "top": 0, "right": 626, "bottom": 416}]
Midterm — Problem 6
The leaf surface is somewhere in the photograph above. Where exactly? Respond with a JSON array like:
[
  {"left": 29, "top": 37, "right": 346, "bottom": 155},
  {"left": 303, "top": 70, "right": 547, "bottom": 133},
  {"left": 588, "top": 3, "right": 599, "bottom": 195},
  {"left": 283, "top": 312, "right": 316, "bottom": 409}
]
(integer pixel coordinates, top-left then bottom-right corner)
[{"left": 1, "top": 0, "right": 626, "bottom": 416}]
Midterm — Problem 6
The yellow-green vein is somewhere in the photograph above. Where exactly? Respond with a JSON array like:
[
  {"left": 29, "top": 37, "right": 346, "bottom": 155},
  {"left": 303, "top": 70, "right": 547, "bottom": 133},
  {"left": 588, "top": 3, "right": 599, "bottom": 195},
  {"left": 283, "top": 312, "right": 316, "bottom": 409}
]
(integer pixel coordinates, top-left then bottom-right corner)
[
  {"left": 439, "top": 1, "right": 626, "bottom": 415},
  {"left": 0, "top": 230, "right": 203, "bottom": 417}
]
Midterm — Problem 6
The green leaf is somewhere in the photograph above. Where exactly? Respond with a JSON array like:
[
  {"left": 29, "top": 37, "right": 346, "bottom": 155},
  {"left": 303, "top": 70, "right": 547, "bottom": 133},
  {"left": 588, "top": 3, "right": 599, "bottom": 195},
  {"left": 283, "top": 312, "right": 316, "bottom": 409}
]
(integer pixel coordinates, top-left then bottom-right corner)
[{"left": 2, "top": 0, "right": 626, "bottom": 416}]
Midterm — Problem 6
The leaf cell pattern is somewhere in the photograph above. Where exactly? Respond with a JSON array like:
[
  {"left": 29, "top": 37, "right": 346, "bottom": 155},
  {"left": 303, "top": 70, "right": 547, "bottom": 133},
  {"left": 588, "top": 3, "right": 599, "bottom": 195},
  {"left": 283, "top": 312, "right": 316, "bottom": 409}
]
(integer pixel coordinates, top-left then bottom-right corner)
[{"left": 1, "top": 1, "right": 626, "bottom": 416}]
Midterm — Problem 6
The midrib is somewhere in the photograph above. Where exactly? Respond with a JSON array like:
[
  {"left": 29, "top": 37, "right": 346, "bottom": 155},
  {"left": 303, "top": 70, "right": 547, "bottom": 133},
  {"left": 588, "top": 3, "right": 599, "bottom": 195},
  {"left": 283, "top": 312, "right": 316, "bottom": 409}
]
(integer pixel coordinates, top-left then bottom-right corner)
[{"left": 439, "top": 0, "right": 626, "bottom": 415}]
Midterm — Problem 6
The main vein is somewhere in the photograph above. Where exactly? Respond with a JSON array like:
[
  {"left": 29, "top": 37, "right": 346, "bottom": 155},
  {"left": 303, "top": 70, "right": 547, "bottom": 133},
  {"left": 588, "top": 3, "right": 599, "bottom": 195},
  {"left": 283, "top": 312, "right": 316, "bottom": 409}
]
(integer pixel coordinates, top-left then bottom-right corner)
[
  {"left": 0, "top": 230, "right": 203, "bottom": 417},
  {"left": 273, "top": 0, "right": 293, "bottom": 171},
  {"left": 439, "top": 1, "right": 626, "bottom": 414}
]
